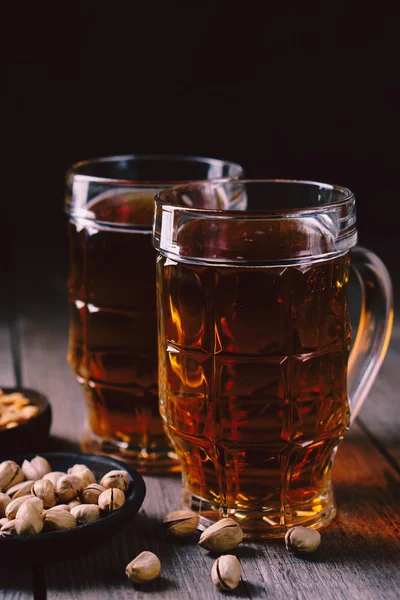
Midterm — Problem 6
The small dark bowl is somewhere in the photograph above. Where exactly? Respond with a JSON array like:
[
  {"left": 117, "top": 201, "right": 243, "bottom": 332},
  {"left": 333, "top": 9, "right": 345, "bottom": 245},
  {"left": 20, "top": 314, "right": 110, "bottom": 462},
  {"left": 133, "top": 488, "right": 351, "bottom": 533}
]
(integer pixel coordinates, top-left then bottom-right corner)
[
  {"left": 0, "top": 452, "right": 146, "bottom": 565},
  {"left": 0, "top": 388, "right": 52, "bottom": 458}
]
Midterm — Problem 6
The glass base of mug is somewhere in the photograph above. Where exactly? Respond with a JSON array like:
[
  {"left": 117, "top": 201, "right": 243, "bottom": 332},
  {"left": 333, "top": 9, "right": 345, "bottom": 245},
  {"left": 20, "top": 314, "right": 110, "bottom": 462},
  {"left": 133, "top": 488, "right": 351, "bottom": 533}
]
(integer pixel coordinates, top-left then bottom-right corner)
[
  {"left": 180, "top": 486, "right": 337, "bottom": 539},
  {"left": 81, "top": 431, "right": 181, "bottom": 474}
]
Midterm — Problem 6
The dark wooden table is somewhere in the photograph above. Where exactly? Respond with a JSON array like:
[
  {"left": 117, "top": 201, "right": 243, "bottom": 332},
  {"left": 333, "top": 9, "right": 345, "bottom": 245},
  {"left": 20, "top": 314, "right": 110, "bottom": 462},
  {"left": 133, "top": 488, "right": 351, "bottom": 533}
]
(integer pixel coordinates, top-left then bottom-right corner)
[{"left": 1, "top": 238, "right": 399, "bottom": 600}]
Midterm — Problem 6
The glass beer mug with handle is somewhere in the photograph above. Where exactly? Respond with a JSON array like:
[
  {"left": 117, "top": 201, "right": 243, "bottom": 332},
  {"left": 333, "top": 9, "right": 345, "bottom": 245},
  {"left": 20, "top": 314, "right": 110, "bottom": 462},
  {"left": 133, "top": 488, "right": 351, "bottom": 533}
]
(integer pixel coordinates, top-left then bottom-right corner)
[
  {"left": 65, "top": 155, "right": 243, "bottom": 473},
  {"left": 153, "top": 179, "right": 393, "bottom": 537}
]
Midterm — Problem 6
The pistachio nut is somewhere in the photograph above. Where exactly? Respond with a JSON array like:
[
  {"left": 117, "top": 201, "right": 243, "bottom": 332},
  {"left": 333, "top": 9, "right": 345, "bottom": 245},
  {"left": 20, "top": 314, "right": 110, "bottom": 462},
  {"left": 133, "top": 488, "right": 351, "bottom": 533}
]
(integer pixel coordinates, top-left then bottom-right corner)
[
  {"left": 56, "top": 475, "right": 81, "bottom": 502},
  {"left": 68, "top": 499, "right": 81, "bottom": 509},
  {"left": 285, "top": 526, "right": 321, "bottom": 554},
  {"left": 42, "top": 504, "right": 70, "bottom": 517},
  {"left": 163, "top": 510, "right": 199, "bottom": 538},
  {"left": 125, "top": 551, "right": 161, "bottom": 584},
  {"left": 0, "top": 518, "right": 17, "bottom": 537},
  {"left": 198, "top": 518, "right": 243, "bottom": 552},
  {"left": 5, "top": 495, "right": 32, "bottom": 520},
  {"left": 98, "top": 488, "right": 125, "bottom": 514},
  {"left": 15, "top": 501, "right": 43, "bottom": 535},
  {"left": 21, "top": 456, "right": 51, "bottom": 481},
  {"left": 0, "top": 461, "right": 25, "bottom": 491},
  {"left": 31, "top": 479, "right": 57, "bottom": 509},
  {"left": 100, "top": 470, "right": 130, "bottom": 493},
  {"left": 43, "top": 471, "right": 66, "bottom": 487},
  {"left": 43, "top": 509, "right": 77, "bottom": 532},
  {"left": 70, "top": 503, "right": 101, "bottom": 525},
  {"left": 6, "top": 480, "right": 35, "bottom": 499},
  {"left": 68, "top": 464, "right": 90, "bottom": 476},
  {"left": 67, "top": 465, "right": 96, "bottom": 490},
  {"left": 81, "top": 483, "right": 105, "bottom": 505},
  {"left": 211, "top": 555, "right": 241, "bottom": 591},
  {"left": 6, "top": 495, "right": 43, "bottom": 520},
  {"left": 0, "top": 492, "right": 11, "bottom": 518}
]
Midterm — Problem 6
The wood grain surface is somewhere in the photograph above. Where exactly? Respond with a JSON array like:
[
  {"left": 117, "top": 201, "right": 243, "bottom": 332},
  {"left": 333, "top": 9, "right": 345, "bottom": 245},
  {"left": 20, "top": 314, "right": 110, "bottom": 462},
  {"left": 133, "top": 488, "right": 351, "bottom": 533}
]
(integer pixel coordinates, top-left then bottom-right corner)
[{"left": 0, "top": 241, "right": 399, "bottom": 600}]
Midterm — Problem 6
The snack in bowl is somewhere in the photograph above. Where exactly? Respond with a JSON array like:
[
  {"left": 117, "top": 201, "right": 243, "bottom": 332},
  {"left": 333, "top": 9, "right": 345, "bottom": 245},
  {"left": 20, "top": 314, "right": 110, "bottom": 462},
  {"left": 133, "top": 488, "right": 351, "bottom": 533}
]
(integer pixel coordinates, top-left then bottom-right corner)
[
  {"left": 0, "top": 388, "right": 52, "bottom": 457},
  {"left": 0, "top": 456, "right": 129, "bottom": 536},
  {"left": 0, "top": 452, "right": 146, "bottom": 565},
  {"left": 0, "top": 390, "right": 40, "bottom": 429}
]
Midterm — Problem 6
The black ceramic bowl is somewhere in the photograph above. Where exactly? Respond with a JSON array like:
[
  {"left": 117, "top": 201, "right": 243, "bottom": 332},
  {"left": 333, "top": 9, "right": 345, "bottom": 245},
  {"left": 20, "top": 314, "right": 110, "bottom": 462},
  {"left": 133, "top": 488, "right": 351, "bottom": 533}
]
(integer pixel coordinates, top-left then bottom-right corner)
[
  {"left": 0, "top": 452, "right": 146, "bottom": 565},
  {"left": 0, "top": 388, "right": 52, "bottom": 457}
]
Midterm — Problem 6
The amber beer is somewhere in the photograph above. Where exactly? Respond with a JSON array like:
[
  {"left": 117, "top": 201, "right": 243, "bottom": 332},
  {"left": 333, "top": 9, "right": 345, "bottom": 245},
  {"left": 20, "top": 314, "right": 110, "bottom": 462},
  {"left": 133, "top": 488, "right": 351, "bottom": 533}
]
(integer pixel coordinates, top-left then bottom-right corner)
[
  {"left": 67, "top": 191, "right": 168, "bottom": 459},
  {"left": 157, "top": 250, "right": 352, "bottom": 534}
]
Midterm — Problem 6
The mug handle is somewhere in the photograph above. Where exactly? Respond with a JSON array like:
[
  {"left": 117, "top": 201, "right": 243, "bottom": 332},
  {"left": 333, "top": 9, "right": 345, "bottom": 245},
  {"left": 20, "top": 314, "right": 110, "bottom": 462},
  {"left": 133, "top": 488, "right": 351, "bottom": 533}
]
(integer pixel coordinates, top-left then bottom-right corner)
[{"left": 347, "top": 246, "right": 394, "bottom": 421}]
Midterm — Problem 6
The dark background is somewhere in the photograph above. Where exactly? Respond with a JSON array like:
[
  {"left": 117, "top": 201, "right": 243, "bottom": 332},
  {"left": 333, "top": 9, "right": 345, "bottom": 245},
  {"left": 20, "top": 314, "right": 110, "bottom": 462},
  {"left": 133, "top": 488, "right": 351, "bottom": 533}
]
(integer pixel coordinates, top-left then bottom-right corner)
[{"left": 2, "top": 3, "right": 398, "bottom": 256}]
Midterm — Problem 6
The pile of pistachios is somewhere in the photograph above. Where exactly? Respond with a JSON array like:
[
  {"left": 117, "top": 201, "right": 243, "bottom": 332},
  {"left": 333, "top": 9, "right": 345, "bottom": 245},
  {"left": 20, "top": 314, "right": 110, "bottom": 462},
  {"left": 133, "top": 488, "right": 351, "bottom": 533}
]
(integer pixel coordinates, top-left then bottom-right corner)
[
  {"left": 0, "top": 456, "right": 130, "bottom": 537},
  {"left": 126, "top": 510, "right": 321, "bottom": 592}
]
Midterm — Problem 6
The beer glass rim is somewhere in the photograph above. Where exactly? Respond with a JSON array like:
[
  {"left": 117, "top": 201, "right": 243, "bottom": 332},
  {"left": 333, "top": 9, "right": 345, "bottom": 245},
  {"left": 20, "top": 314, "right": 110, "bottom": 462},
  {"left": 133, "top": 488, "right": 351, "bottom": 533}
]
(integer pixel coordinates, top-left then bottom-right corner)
[
  {"left": 67, "top": 154, "right": 244, "bottom": 186},
  {"left": 155, "top": 179, "right": 355, "bottom": 216}
]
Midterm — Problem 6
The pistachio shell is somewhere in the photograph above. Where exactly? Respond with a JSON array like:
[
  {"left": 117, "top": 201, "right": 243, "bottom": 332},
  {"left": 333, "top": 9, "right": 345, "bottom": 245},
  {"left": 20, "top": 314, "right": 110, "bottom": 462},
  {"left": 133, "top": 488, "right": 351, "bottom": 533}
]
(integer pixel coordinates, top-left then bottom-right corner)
[
  {"left": 42, "top": 504, "right": 70, "bottom": 517},
  {"left": 211, "top": 555, "right": 241, "bottom": 591},
  {"left": 15, "top": 501, "right": 43, "bottom": 535},
  {"left": 21, "top": 456, "right": 51, "bottom": 481},
  {"left": 98, "top": 488, "right": 125, "bottom": 513},
  {"left": 67, "top": 465, "right": 96, "bottom": 490},
  {"left": 67, "top": 464, "right": 89, "bottom": 475},
  {"left": 31, "top": 479, "right": 57, "bottom": 509},
  {"left": 6, "top": 480, "right": 35, "bottom": 499},
  {"left": 81, "top": 483, "right": 105, "bottom": 504},
  {"left": 56, "top": 475, "right": 80, "bottom": 502},
  {"left": 43, "top": 509, "right": 76, "bottom": 531},
  {"left": 0, "top": 518, "right": 17, "bottom": 537},
  {"left": 6, "top": 495, "right": 43, "bottom": 520},
  {"left": 199, "top": 518, "right": 243, "bottom": 552},
  {"left": 163, "top": 510, "right": 199, "bottom": 537},
  {"left": 70, "top": 504, "right": 101, "bottom": 525},
  {"left": 0, "top": 493, "right": 11, "bottom": 518},
  {"left": 0, "top": 461, "right": 17, "bottom": 489},
  {"left": 43, "top": 471, "right": 66, "bottom": 487},
  {"left": 100, "top": 470, "right": 130, "bottom": 493},
  {"left": 0, "top": 461, "right": 25, "bottom": 491},
  {"left": 125, "top": 551, "right": 161, "bottom": 583},
  {"left": 285, "top": 526, "right": 321, "bottom": 554}
]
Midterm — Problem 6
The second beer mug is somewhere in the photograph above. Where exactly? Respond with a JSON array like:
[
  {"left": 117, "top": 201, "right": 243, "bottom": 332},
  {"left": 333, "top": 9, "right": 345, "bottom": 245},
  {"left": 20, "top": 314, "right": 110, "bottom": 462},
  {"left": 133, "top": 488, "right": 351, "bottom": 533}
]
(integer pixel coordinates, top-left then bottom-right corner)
[
  {"left": 154, "top": 179, "right": 393, "bottom": 536},
  {"left": 65, "top": 155, "right": 243, "bottom": 472}
]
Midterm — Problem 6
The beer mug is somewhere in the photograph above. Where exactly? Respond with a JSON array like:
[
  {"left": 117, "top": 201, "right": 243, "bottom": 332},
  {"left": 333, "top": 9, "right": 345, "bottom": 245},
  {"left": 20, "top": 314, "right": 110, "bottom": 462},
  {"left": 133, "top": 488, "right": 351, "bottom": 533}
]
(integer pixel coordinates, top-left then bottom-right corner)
[
  {"left": 65, "top": 155, "right": 243, "bottom": 472},
  {"left": 153, "top": 179, "right": 393, "bottom": 537}
]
